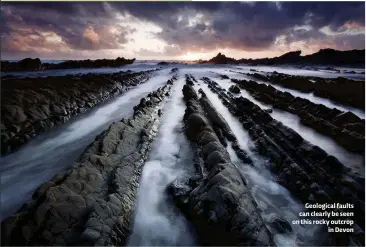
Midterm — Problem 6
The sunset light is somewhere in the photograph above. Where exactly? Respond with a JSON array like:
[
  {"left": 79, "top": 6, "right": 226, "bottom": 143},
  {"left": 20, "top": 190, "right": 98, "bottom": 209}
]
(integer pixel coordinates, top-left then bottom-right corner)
[
  {"left": 1, "top": 2, "right": 365, "bottom": 247},
  {"left": 181, "top": 52, "right": 201, "bottom": 61}
]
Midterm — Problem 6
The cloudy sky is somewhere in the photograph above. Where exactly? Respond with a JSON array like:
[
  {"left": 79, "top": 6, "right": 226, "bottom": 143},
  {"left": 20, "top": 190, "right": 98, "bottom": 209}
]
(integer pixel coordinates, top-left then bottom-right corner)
[{"left": 1, "top": 2, "right": 365, "bottom": 60}]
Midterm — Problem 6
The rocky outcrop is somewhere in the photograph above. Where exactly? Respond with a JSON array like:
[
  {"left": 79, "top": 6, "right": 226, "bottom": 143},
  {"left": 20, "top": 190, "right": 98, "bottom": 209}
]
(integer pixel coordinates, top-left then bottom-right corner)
[
  {"left": 1, "top": 77, "right": 176, "bottom": 246},
  {"left": 170, "top": 68, "right": 178, "bottom": 73},
  {"left": 218, "top": 74, "right": 230, "bottom": 79},
  {"left": 1, "top": 70, "right": 156, "bottom": 155},
  {"left": 245, "top": 71, "right": 365, "bottom": 110},
  {"left": 300, "top": 49, "right": 365, "bottom": 66},
  {"left": 1, "top": 57, "right": 135, "bottom": 72},
  {"left": 169, "top": 78, "right": 275, "bottom": 246},
  {"left": 201, "top": 77, "right": 365, "bottom": 246},
  {"left": 208, "top": 52, "right": 237, "bottom": 64},
  {"left": 232, "top": 78, "right": 365, "bottom": 154},
  {"left": 229, "top": 85, "right": 240, "bottom": 94},
  {"left": 157, "top": 62, "right": 179, "bottom": 66},
  {"left": 197, "top": 80, "right": 252, "bottom": 164},
  {"left": 200, "top": 49, "right": 365, "bottom": 66}
]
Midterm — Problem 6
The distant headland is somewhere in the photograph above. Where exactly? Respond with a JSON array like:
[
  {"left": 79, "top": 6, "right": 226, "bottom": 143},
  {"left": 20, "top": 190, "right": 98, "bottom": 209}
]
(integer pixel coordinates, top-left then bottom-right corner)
[
  {"left": 197, "top": 49, "right": 365, "bottom": 66},
  {"left": 1, "top": 57, "right": 136, "bottom": 72}
]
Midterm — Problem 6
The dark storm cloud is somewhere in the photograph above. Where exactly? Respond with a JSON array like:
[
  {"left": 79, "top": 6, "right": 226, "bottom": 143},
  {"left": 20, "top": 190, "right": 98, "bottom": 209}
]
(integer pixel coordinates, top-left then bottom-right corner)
[
  {"left": 106, "top": 2, "right": 365, "bottom": 52},
  {"left": 1, "top": 2, "right": 133, "bottom": 54},
  {"left": 1, "top": 1, "right": 365, "bottom": 59}
]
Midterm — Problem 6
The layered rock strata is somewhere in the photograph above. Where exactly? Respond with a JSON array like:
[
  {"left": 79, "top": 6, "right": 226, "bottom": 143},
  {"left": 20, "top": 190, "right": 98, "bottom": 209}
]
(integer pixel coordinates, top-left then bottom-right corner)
[
  {"left": 169, "top": 77, "right": 275, "bottom": 246},
  {"left": 201, "top": 77, "right": 365, "bottom": 246},
  {"left": 244, "top": 71, "right": 365, "bottom": 110},
  {"left": 1, "top": 70, "right": 155, "bottom": 155},
  {"left": 232, "top": 78, "right": 365, "bottom": 154},
  {"left": 1, "top": 77, "right": 176, "bottom": 246}
]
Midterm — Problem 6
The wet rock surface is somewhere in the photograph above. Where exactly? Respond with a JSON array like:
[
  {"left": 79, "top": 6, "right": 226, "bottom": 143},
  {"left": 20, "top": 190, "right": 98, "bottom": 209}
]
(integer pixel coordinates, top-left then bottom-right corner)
[
  {"left": 1, "top": 77, "right": 176, "bottom": 246},
  {"left": 1, "top": 57, "right": 135, "bottom": 72},
  {"left": 229, "top": 85, "right": 240, "bottom": 94},
  {"left": 232, "top": 78, "right": 365, "bottom": 154},
  {"left": 218, "top": 73, "right": 230, "bottom": 79},
  {"left": 201, "top": 77, "right": 365, "bottom": 246},
  {"left": 1, "top": 65, "right": 364, "bottom": 247},
  {"left": 1, "top": 70, "right": 156, "bottom": 155},
  {"left": 169, "top": 77, "right": 275, "bottom": 246},
  {"left": 245, "top": 71, "right": 365, "bottom": 110}
]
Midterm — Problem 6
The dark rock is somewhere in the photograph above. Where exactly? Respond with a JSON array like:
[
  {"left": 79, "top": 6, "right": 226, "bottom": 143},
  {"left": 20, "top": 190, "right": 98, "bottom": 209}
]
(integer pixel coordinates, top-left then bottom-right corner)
[
  {"left": 208, "top": 52, "right": 237, "bottom": 64},
  {"left": 182, "top": 84, "right": 198, "bottom": 101},
  {"left": 271, "top": 218, "right": 292, "bottom": 234},
  {"left": 229, "top": 85, "right": 240, "bottom": 94},
  {"left": 171, "top": 81, "right": 275, "bottom": 246},
  {"left": 188, "top": 174, "right": 202, "bottom": 187},
  {"left": 232, "top": 78, "right": 365, "bottom": 154},
  {"left": 1, "top": 70, "right": 155, "bottom": 155},
  {"left": 201, "top": 77, "right": 365, "bottom": 245},
  {"left": 218, "top": 74, "right": 230, "bottom": 79},
  {"left": 244, "top": 72, "right": 365, "bottom": 110},
  {"left": 199, "top": 49, "right": 365, "bottom": 66},
  {"left": 1, "top": 57, "right": 136, "bottom": 72},
  {"left": 1, "top": 79, "right": 174, "bottom": 246},
  {"left": 264, "top": 108, "right": 273, "bottom": 113},
  {"left": 1, "top": 58, "right": 41, "bottom": 72}
]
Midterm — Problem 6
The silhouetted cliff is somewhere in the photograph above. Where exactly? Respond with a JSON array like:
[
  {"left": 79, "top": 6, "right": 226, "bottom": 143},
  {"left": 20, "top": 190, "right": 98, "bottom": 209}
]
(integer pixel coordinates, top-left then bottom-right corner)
[{"left": 203, "top": 49, "right": 365, "bottom": 66}]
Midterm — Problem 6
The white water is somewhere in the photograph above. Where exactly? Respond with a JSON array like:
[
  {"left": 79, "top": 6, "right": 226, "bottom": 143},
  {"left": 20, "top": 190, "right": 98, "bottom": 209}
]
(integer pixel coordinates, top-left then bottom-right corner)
[
  {"left": 0, "top": 69, "right": 172, "bottom": 219},
  {"left": 3, "top": 62, "right": 363, "bottom": 81},
  {"left": 232, "top": 65, "right": 365, "bottom": 81},
  {"left": 1, "top": 61, "right": 160, "bottom": 78},
  {"left": 1, "top": 63, "right": 364, "bottom": 246},
  {"left": 222, "top": 69, "right": 365, "bottom": 119},
  {"left": 203, "top": 75, "right": 364, "bottom": 176},
  {"left": 192, "top": 82, "right": 326, "bottom": 246},
  {"left": 128, "top": 76, "right": 196, "bottom": 246},
  {"left": 271, "top": 110, "right": 365, "bottom": 177}
]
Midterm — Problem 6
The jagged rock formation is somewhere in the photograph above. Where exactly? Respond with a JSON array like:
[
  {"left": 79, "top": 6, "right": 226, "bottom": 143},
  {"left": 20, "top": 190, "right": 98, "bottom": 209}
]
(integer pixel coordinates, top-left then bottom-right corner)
[
  {"left": 208, "top": 52, "right": 236, "bottom": 64},
  {"left": 201, "top": 77, "right": 365, "bottom": 246},
  {"left": 229, "top": 85, "right": 240, "bottom": 94},
  {"left": 168, "top": 77, "right": 275, "bottom": 246},
  {"left": 1, "top": 77, "right": 176, "bottom": 246},
  {"left": 1, "top": 57, "right": 135, "bottom": 72},
  {"left": 201, "top": 49, "right": 365, "bottom": 66},
  {"left": 1, "top": 70, "right": 156, "bottom": 155},
  {"left": 246, "top": 71, "right": 365, "bottom": 110},
  {"left": 232, "top": 78, "right": 365, "bottom": 154},
  {"left": 197, "top": 90, "right": 252, "bottom": 164}
]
